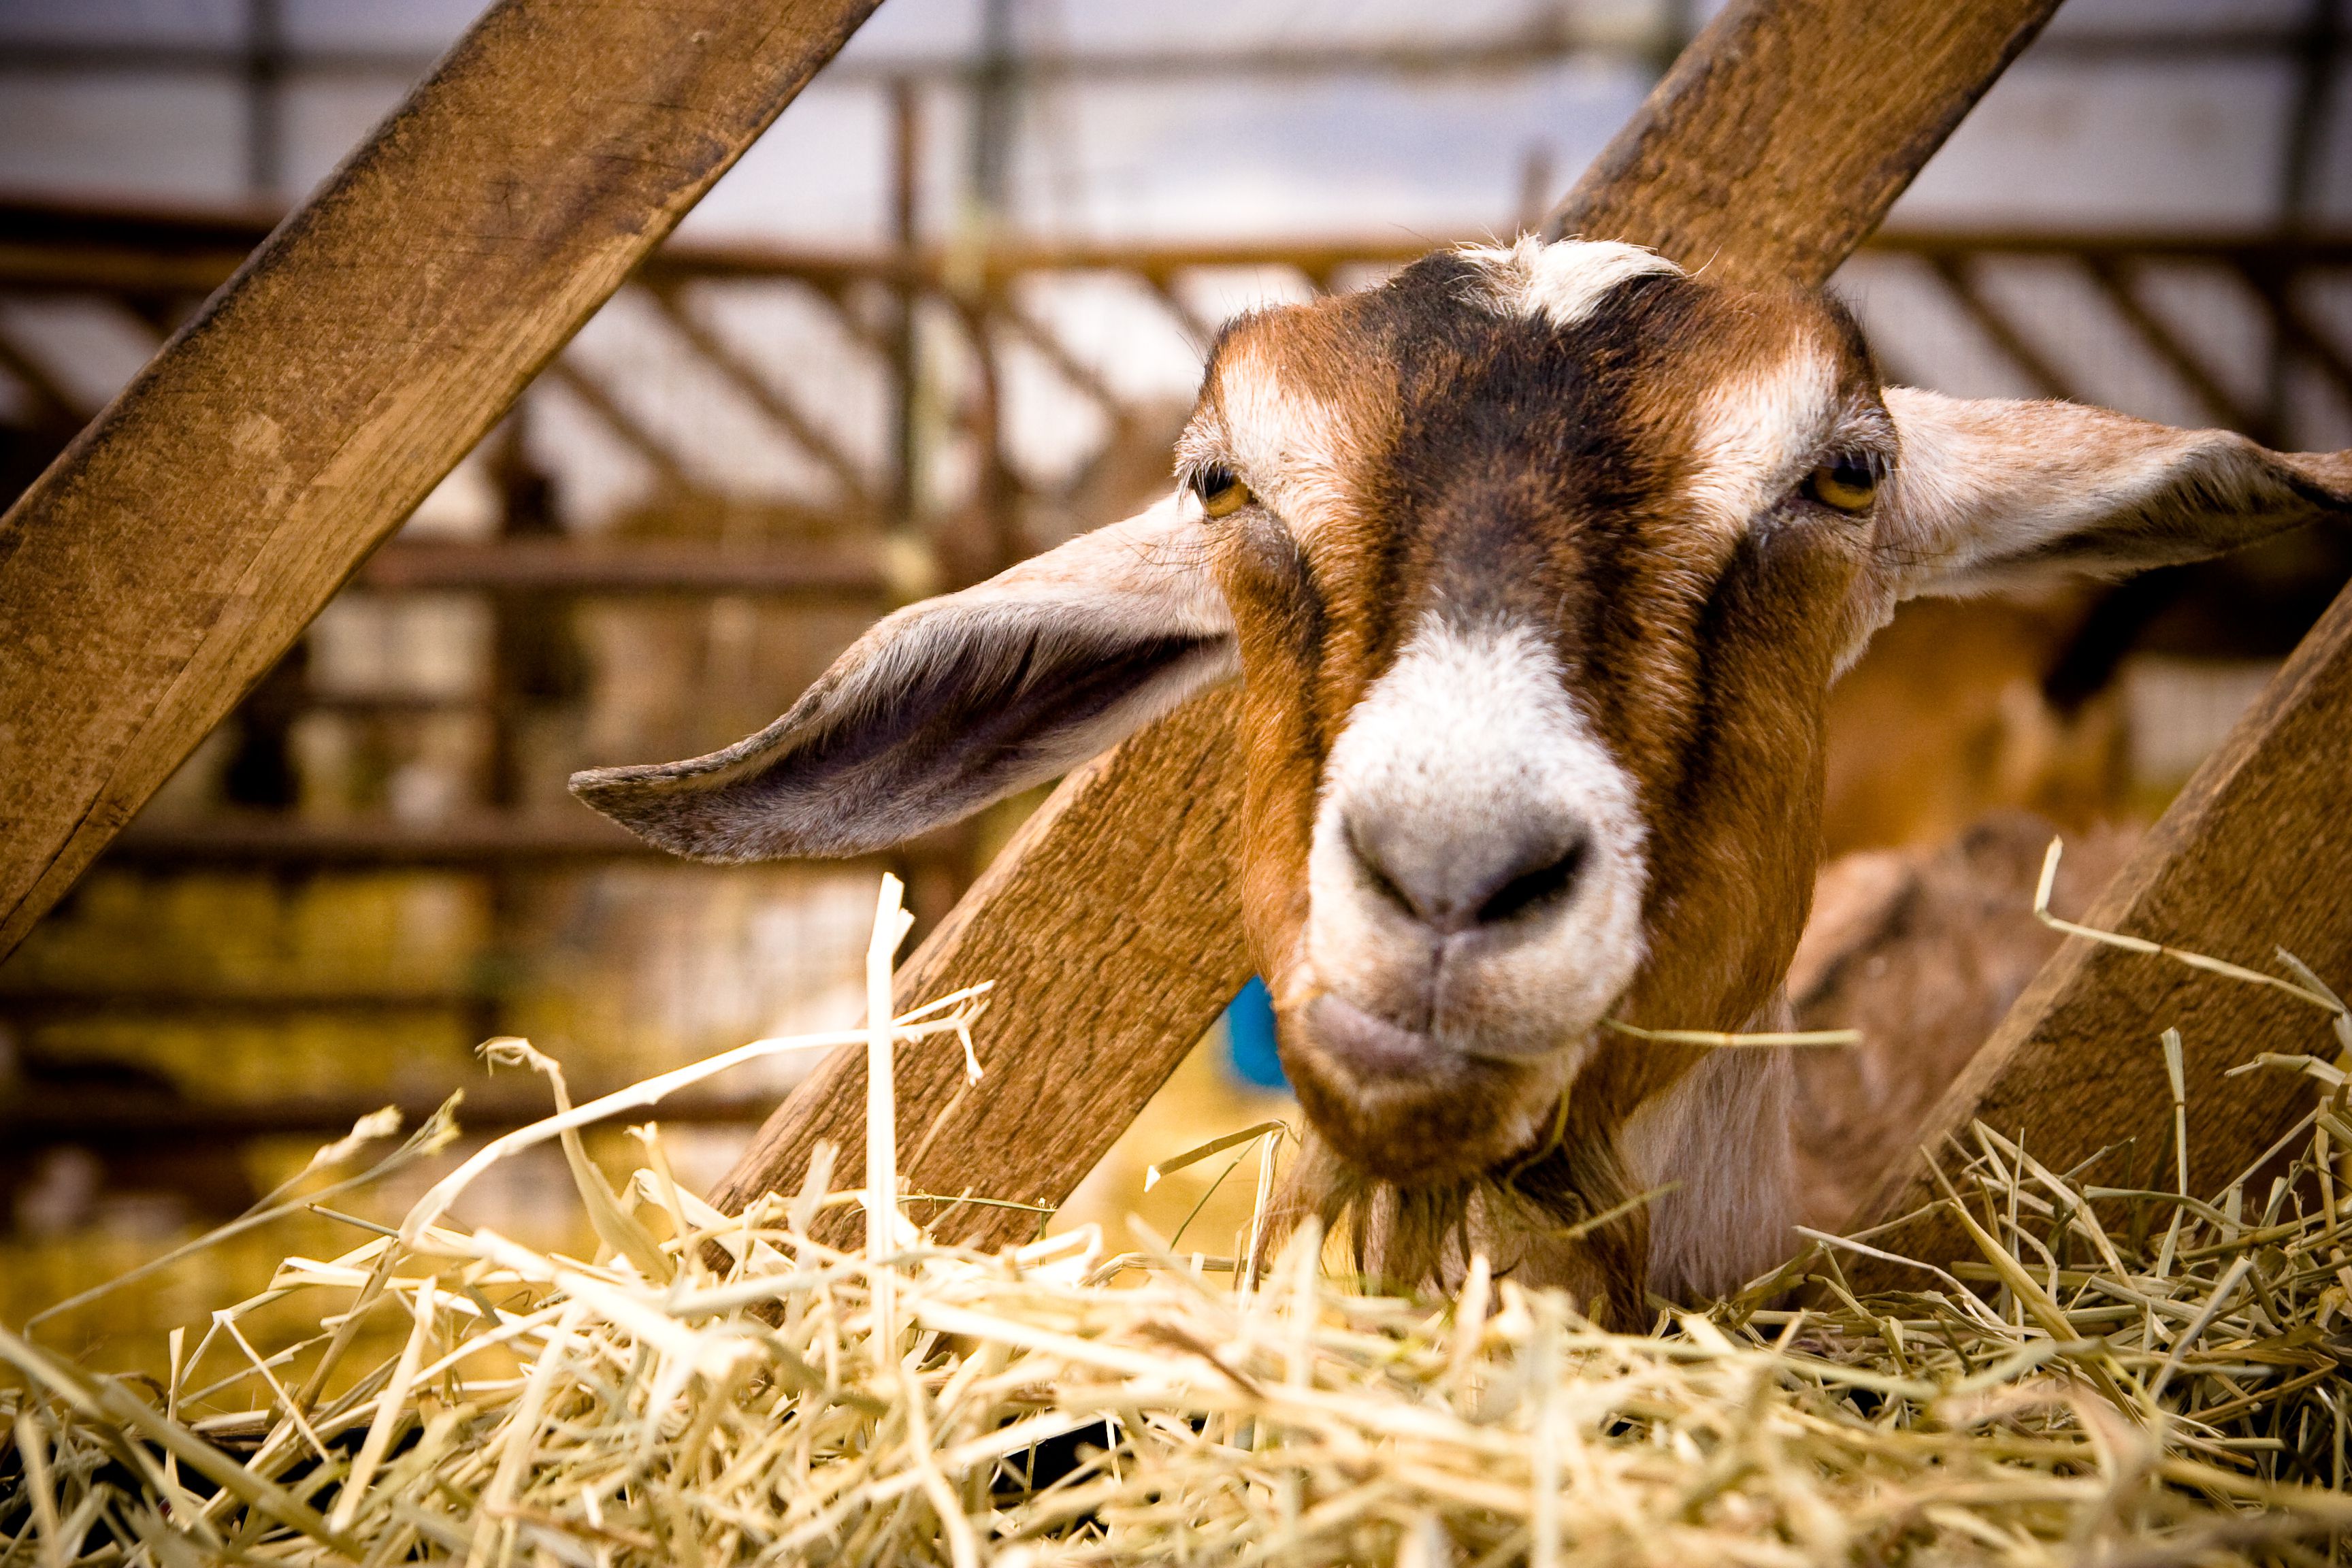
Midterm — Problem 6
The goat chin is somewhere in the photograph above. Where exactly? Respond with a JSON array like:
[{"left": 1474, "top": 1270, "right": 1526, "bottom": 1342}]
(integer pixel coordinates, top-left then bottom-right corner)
[
  {"left": 1260, "top": 1124, "right": 1656, "bottom": 1330},
  {"left": 1259, "top": 1047, "right": 1784, "bottom": 1328}
]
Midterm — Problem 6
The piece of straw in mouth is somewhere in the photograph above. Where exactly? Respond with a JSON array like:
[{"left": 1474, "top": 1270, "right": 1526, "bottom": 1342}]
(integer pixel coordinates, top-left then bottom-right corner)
[
  {"left": 1604, "top": 1018, "right": 1862, "bottom": 1047},
  {"left": 1143, "top": 1119, "right": 1290, "bottom": 1190}
]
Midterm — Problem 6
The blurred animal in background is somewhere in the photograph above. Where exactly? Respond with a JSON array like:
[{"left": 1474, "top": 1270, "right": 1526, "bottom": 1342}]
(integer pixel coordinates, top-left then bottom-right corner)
[
  {"left": 1787, "top": 813, "right": 2140, "bottom": 1235},
  {"left": 574, "top": 237, "right": 2352, "bottom": 1322}
]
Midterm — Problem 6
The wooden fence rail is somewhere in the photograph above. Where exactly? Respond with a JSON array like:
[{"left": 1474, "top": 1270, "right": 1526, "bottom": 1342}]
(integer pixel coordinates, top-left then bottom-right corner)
[{"left": 0, "top": 0, "right": 884, "bottom": 959}]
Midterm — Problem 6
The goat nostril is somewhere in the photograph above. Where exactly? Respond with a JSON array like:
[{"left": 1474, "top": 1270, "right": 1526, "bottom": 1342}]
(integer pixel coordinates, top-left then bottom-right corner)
[
  {"left": 1346, "top": 816, "right": 1420, "bottom": 919},
  {"left": 1475, "top": 833, "right": 1586, "bottom": 925}
]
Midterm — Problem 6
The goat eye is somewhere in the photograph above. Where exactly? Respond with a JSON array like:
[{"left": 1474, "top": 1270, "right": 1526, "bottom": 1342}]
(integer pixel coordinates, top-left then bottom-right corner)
[
  {"left": 1804, "top": 456, "right": 1878, "bottom": 512},
  {"left": 1192, "top": 465, "right": 1253, "bottom": 519}
]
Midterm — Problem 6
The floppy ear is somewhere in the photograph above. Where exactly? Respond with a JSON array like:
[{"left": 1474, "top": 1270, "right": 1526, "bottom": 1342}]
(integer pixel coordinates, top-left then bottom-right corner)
[
  {"left": 1879, "top": 387, "right": 2352, "bottom": 599},
  {"left": 569, "top": 497, "right": 1234, "bottom": 861}
]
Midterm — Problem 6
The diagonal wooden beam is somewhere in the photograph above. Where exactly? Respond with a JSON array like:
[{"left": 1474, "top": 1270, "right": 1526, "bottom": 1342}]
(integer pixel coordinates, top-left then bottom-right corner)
[
  {"left": 0, "top": 0, "right": 883, "bottom": 958},
  {"left": 1926, "top": 253, "right": 2081, "bottom": 404},
  {"left": 0, "top": 327, "right": 95, "bottom": 427},
  {"left": 1910, "top": 251, "right": 2079, "bottom": 404},
  {"left": 708, "top": 0, "right": 2068, "bottom": 1237},
  {"left": 2238, "top": 260, "right": 2352, "bottom": 417},
  {"left": 542, "top": 359, "right": 696, "bottom": 495},
  {"left": 1545, "top": 3, "right": 2055, "bottom": 290},
  {"left": 1851, "top": 559, "right": 2352, "bottom": 1284},
  {"left": 992, "top": 300, "right": 1135, "bottom": 436}
]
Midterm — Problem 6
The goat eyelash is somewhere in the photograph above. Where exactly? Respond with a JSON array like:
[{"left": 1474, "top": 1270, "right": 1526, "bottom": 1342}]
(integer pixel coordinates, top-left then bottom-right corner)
[
  {"left": 1181, "top": 460, "right": 1256, "bottom": 520},
  {"left": 1791, "top": 439, "right": 1896, "bottom": 517}
]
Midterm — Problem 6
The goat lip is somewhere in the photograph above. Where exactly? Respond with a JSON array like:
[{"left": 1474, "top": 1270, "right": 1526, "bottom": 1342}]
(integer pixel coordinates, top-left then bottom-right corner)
[
  {"left": 1301, "top": 993, "right": 1444, "bottom": 1080},
  {"left": 1288, "top": 992, "right": 1565, "bottom": 1185},
  {"left": 1303, "top": 991, "right": 1578, "bottom": 1074}
]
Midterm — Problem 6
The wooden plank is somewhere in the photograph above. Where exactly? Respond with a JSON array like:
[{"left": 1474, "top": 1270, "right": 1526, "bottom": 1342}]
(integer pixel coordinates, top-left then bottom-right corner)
[
  {"left": 2081, "top": 258, "right": 2265, "bottom": 436},
  {"left": 0, "top": 0, "right": 883, "bottom": 959},
  {"left": 640, "top": 284, "right": 880, "bottom": 514},
  {"left": 1544, "top": 0, "right": 2056, "bottom": 287},
  {"left": 0, "top": 195, "right": 282, "bottom": 296},
  {"left": 1849, "top": 577, "right": 2352, "bottom": 1282},
  {"left": 707, "top": 0, "right": 2067, "bottom": 1243},
  {"left": 101, "top": 813, "right": 685, "bottom": 866},
  {"left": 1927, "top": 254, "right": 2082, "bottom": 403},
  {"left": 0, "top": 21, "right": 2317, "bottom": 88},
  {"left": 0, "top": 329, "right": 93, "bottom": 425},
  {"left": 0, "top": 1085, "right": 782, "bottom": 1144},
  {"left": 22, "top": 195, "right": 2352, "bottom": 310},
  {"left": 540, "top": 361, "right": 696, "bottom": 493}
]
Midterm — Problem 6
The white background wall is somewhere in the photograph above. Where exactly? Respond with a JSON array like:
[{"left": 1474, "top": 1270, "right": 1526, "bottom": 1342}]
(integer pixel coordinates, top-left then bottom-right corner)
[{"left": 1, "top": 0, "right": 2342, "bottom": 240}]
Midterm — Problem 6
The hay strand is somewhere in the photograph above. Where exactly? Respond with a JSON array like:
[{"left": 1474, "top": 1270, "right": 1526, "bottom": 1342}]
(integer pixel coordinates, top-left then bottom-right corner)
[{"left": 7, "top": 868, "right": 2352, "bottom": 1565}]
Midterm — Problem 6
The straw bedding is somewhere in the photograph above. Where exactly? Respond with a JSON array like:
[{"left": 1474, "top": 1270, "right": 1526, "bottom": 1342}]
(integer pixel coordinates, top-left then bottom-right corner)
[{"left": 7, "top": 856, "right": 2352, "bottom": 1567}]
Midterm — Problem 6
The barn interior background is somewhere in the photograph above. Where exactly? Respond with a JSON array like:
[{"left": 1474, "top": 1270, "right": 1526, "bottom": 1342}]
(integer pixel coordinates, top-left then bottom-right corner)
[{"left": 2, "top": 0, "right": 2349, "bottom": 1359}]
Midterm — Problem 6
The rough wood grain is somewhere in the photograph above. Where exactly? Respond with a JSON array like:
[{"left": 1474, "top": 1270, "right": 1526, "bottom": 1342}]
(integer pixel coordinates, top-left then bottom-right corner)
[
  {"left": 1548, "top": 2, "right": 2055, "bottom": 289},
  {"left": 710, "top": 0, "right": 2066, "bottom": 1239},
  {"left": 1848, "top": 578, "right": 2352, "bottom": 1285},
  {"left": 0, "top": 0, "right": 881, "bottom": 957}
]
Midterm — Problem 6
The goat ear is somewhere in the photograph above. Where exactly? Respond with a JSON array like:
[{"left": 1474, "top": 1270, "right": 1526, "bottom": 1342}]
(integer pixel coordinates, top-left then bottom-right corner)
[
  {"left": 1878, "top": 387, "right": 2352, "bottom": 599},
  {"left": 568, "top": 497, "right": 1233, "bottom": 861}
]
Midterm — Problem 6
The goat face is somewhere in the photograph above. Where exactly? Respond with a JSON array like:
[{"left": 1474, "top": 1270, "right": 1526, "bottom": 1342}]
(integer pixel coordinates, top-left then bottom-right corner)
[
  {"left": 572, "top": 238, "right": 2352, "bottom": 1303},
  {"left": 1190, "top": 242, "right": 1886, "bottom": 1196}
]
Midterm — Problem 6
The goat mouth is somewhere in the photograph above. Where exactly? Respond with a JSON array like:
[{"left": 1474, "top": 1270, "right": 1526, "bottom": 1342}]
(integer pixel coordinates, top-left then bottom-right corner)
[
  {"left": 1284, "top": 992, "right": 1569, "bottom": 1183},
  {"left": 1305, "top": 987, "right": 1595, "bottom": 1068},
  {"left": 1301, "top": 992, "right": 1442, "bottom": 1079}
]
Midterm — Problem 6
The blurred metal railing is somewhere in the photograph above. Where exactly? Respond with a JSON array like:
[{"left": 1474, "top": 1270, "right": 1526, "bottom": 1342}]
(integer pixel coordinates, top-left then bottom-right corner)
[{"left": 7, "top": 195, "right": 2352, "bottom": 1179}]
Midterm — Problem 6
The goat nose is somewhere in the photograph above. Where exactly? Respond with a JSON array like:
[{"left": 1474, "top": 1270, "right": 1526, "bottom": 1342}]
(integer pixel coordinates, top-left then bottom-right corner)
[{"left": 1345, "top": 808, "right": 1588, "bottom": 934}]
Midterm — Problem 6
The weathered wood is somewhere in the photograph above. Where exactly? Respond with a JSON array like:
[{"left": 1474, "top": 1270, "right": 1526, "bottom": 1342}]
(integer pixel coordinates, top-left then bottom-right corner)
[
  {"left": 1849, "top": 578, "right": 2352, "bottom": 1283},
  {"left": 0, "top": 0, "right": 882, "bottom": 958},
  {"left": 1546, "top": 0, "right": 2056, "bottom": 285},
  {"left": 710, "top": 0, "right": 2066, "bottom": 1243},
  {"left": 101, "top": 813, "right": 745, "bottom": 866}
]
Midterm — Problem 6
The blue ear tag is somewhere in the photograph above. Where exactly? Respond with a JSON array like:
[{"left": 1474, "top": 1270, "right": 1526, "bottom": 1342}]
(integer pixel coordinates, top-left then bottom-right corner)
[{"left": 1221, "top": 975, "right": 1288, "bottom": 1090}]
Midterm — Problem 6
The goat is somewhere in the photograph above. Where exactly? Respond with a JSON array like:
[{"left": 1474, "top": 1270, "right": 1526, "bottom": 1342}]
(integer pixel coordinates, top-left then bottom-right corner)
[{"left": 572, "top": 237, "right": 2352, "bottom": 1322}]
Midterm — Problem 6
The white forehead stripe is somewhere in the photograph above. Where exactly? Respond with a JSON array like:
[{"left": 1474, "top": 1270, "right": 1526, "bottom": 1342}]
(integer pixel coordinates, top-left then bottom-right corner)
[
  {"left": 1685, "top": 346, "right": 1842, "bottom": 536},
  {"left": 1458, "top": 237, "right": 1682, "bottom": 331},
  {"left": 1194, "top": 351, "right": 1353, "bottom": 543},
  {"left": 1213, "top": 358, "right": 1339, "bottom": 478}
]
